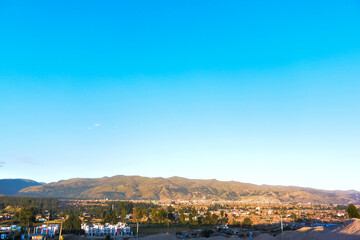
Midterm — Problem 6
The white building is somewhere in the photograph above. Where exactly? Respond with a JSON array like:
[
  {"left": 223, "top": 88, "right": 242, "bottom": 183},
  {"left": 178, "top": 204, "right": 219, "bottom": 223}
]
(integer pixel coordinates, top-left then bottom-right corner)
[
  {"left": 81, "top": 222, "right": 131, "bottom": 237},
  {"left": 35, "top": 224, "right": 59, "bottom": 237}
]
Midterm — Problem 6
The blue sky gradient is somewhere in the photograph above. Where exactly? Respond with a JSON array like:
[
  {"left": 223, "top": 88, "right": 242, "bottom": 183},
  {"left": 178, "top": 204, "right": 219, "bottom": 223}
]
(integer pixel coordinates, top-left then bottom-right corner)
[{"left": 1, "top": 0, "right": 360, "bottom": 190}]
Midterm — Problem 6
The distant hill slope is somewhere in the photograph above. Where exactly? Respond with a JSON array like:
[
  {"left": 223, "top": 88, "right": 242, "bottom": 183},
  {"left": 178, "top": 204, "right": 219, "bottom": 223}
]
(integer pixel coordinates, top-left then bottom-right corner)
[
  {"left": 0, "top": 179, "right": 43, "bottom": 196},
  {"left": 18, "top": 175, "right": 360, "bottom": 204}
]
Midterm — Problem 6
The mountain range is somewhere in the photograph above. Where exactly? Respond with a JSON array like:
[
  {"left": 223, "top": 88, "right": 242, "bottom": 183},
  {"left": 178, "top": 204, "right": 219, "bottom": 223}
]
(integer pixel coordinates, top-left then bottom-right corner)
[
  {"left": 0, "top": 179, "right": 43, "bottom": 196},
  {"left": 1, "top": 175, "right": 358, "bottom": 204}
]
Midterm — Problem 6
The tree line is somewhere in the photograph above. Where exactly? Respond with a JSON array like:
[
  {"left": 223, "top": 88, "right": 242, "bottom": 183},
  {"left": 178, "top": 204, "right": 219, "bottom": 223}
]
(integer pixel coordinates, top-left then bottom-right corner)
[{"left": 2, "top": 197, "right": 359, "bottom": 231}]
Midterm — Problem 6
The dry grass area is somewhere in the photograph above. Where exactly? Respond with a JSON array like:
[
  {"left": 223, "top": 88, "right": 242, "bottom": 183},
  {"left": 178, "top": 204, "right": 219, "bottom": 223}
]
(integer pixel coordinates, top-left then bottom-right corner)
[
  {"left": 137, "top": 233, "right": 242, "bottom": 239},
  {"left": 253, "top": 233, "right": 277, "bottom": 240},
  {"left": 62, "top": 219, "right": 360, "bottom": 240},
  {"left": 274, "top": 219, "right": 360, "bottom": 240}
]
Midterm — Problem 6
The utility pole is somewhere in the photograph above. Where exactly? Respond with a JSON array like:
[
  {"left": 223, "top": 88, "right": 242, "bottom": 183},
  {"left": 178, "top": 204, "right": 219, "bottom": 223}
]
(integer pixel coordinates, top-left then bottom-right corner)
[
  {"left": 279, "top": 202, "right": 284, "bottom": 240},
  {"left": 280, "top": 215, "right": 284, "bottom": 240},
  {"left": 46, "top": 211, "right": 50, "bottom": 227},
  {"left": 26, "top": 222, "right": 30, "bottom": 240},
  {"left": 136, "top": 222, "right": 139, "bottom": 238},
  {"left": 59, "top": 219, "right": 63, "bottom": 240}
]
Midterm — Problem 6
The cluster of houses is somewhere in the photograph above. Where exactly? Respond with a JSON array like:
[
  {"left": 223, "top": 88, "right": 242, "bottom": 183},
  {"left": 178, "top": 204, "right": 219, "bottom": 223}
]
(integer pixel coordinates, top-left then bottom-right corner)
[
  {"left": 0, "top": 225, "right": 21, "bottom": 239},
  {"left": 157, "top": 201, "right": 350, "bottom": 226},
  {"left": 0, "top": 224, "right": 60, "bottom": 239},
  {"left": 81, "top": 222, "right": 132, "bottom": 237},
  {"left": 35, "top": 224, "right": 60, "bottom": 237},
  {"left": 0, "top": 213, "right": 13, "bottom": 222}
]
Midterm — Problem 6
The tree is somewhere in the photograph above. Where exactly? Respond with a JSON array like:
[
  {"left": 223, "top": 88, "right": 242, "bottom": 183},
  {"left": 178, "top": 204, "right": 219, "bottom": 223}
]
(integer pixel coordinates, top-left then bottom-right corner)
[
  {"left": 347, "top": 204, "right": 360, "bottom": 219},
  {"left": 242, "top": 217, "right": 253, "bottom": 226},
  {"left": 120, "top": 209, "right": 127, "bottom": 222},
  {"left": 156, "top": 208, "right": 167, "bottom": 223},
  {"left": 191, "top": 208, "right": 197, "bottom": 220},
  {"left": 210, "top": 213, "right": 218, "bottom": 225},
  {"left": 167, "top": 205, "right": 175, "bottom": 213},
  {"left": 179, "top": 208, "right": 186, "bottom": 224},
  {"left": 133, "top": 207, "right": 142, "bottom": 223},
  {"left": 141, "top": 208, "right": 147, "bottom": 219},
  {"left": 64, "top": 214, "right": 81, "bottom": 231},
  {"left": 167, "top": 211, "right": 175, "bottom": 221},
  {"left": 132, "top": 207, "right": 137, "bottom": 222},
  {"left": 103, "top": 210, "right": 117, "bottom": 224},
  {"left": 18, "top": 206, "right": 36, "bottom": 227},
  {"left": 204, "top": 210, "right": 212, "bottom": 225},
  {"left": 151, "top": 209, "right": 157, "bottom": 223},
  {"left": 188, "top": 212, "right": 194, "bottom": 224},
  {"left": 220, "top": 210, "right": 225, "bottom": 225},
  {"left": 188, "top": 207, "right": 197, "bottom": 225}
]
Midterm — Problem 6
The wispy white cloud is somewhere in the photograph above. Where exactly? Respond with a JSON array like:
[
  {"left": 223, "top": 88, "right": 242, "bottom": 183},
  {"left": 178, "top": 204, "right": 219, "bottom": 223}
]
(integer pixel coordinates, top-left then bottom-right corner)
[
  {"left": 0, "top": 161, "right": 5, "bottom": 167},
  {"left": 17, "top": 156, "right": 35, "bottom": 164},
  {"left": 88, "top": 123, "right": 101, "bottom": 130}
]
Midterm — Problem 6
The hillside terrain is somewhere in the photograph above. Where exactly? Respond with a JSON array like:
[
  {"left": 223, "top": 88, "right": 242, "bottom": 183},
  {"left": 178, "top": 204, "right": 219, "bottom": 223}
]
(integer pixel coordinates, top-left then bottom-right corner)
[
  {"left": 276, "top": 218, "right": 360, "bottom": 240},
  {"left": 15, "top": 175, "right": 360, "bottom": 204},
  {"left": 0, "top": 179, "right": 43, "bottom": 196}
]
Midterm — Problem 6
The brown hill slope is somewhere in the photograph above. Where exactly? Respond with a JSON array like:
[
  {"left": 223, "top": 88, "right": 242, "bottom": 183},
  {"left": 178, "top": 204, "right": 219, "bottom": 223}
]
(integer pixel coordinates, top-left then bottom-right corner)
[
  {"left": 18, "top": 175, "right": 360, "bottom": 204},
  {"left": 277, "top": 219, "right": 360, "bottom": 240}
]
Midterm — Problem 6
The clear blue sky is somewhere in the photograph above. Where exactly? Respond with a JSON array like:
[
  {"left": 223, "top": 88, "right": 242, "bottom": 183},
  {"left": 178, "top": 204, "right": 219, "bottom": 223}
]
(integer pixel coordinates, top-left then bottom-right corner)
[{"left": 1, "top": 0, "right": 360, "bottom": 190}]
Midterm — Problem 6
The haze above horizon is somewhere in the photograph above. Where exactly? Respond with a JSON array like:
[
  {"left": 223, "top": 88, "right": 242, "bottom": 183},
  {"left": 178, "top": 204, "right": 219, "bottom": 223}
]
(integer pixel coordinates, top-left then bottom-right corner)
[{"left": 1, "top": 1, "right": 360, "bottom": 191}]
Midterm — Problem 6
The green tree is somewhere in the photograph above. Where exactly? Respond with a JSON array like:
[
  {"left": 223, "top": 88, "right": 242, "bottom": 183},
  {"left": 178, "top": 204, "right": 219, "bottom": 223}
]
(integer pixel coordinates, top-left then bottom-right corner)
[
  {"left": 210, "top": 213, "right": 218, "bottom": 225},
  {"left": 167, "top": 211, "right": 175, "bottom": 221},
  {"left": 64, "top": 214, "right": 81, "bottom": 231},
  {"left": 141, "top": 208, "right": 147, "bottom": 219},
  {"left": 156, "top": 208, "right": 167, "bottom": 223},
  {"left": 179, "top": 208, "right": 186, "bottom": 224},
  {"left": 189, "top": 207, "right": 197, "bottom": 225},
  {"left": 347, "top": 204, "right": 360, "bottom": 218},
  {"left": 188, "top": 212, "right": 194, "bottom": 224},
  {"left": 167, "top": 205, "right": 175, "bottom": 213},
  {"left": 120, "top": 209, "right": 127, "bottom": 222},
  {"left": 204, "top": 210, "right": 212, "bottom": 225},
  {"left": 103, "top": 209, "right": 117, "bottom": 224},
  {"left": 151, "top": 209, "right": 157, "bottom": 223},
  {"left": 220, "top": 210, "right": 225, "bottom": 225},
  {"left": 242, "top": 217, "right": 253, "bottom": 226},
  {"left": 18, "top": 206, "right": 36, "bottom": 227}
]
